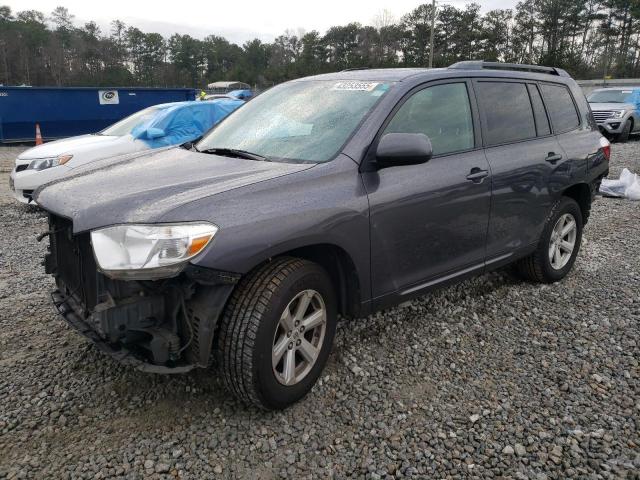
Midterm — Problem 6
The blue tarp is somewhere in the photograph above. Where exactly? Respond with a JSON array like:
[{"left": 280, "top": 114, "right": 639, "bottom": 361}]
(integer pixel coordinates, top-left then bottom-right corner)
[
  {"left": 227, "top": 89, "right": 253, "bottom": 100},
  {"left": 131, "top": 99, "right": 243, "bottom": 147}
]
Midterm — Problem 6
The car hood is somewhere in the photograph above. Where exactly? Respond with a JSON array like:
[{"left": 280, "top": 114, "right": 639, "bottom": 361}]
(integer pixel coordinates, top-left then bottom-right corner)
[
  {"left": 589, "top": 102, "right": 635, "bottom": 111},
  {"left": 34, "top": 147, "right": 315, "bottom": 233},
  {"left": 17, "top": 134, "right": 129, "bottom": 160}
]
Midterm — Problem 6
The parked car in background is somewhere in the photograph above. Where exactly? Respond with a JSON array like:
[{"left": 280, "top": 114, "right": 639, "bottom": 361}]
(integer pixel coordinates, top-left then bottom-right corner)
[
  {"left": 201, "top": 94, "right": 236, "bottom": 101},
  {"left": 201, "top": 90, "right": 253, "bottom": 101},
  {"left": 227, "top": 89, "right": 253, "bottom": 100},
  {"left": 35, "top": 62, "right": 609, "bottom": 410},
  {"left": 207, "top": 80, "right": 250, "bottom": 94},
  {"left": 9, "top": 99, "right": 243, "bottom": 203},
  {"left": 587, "top": 87, "right": 640, "bottom": 142}
]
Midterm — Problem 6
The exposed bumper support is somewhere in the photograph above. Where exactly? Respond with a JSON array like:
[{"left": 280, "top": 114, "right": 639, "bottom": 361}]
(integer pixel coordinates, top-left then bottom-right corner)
[
  {"left": 46, "top": 213, "right": 240, "bottom": 373},
  {"left": 52, "top": 290, "right": 195, "bottom": 373},
  {"left": 51, "top": 281, "right": 236, "bottom": 374}
]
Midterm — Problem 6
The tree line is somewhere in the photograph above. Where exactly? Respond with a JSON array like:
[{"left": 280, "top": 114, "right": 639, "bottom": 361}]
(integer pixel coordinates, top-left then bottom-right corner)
[{"left": 0, "top": 1, "right": 639, "bottom": 89}]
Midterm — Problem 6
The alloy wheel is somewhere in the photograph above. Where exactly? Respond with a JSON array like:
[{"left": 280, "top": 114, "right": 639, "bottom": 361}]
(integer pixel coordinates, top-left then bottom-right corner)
[
  {"left": 548, "top": 213, "right": 577, "bottom": 270},
  {"left": 272, "top": 289, "right": 327, "bottom": 386}
]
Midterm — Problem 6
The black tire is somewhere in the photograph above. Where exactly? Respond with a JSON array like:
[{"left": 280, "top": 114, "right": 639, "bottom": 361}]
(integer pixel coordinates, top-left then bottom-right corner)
[
  {"left": 614, "top": 119, "right": 632, "bottom": 143},
  {"left": 516, "top": 197, "right": 583, "bottom": 283},
  {"left": 216, "top": 257, "right": 337, "bottom": 410}
]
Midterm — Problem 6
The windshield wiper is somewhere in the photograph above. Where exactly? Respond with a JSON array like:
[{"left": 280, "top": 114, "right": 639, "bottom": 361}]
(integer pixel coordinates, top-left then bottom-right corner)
[{"left": 199, "top": 147, "right": 269, "bottom": 161}]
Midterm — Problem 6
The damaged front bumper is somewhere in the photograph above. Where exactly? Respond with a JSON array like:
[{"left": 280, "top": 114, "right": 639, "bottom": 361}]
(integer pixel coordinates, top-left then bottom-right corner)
[
  {"left": 51, "top": 289, "right": 196, "bottom": 373},
  {"left": 45, "top": 214, "right": 239, "bottom": 373}
]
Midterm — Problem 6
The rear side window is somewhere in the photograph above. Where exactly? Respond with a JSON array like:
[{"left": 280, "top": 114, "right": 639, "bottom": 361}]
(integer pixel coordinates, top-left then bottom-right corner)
[
  {"left": 540, "top": 84, "right": 580, "bottom": 133},
  {"left": 475, "top": 82, "right": 536, "bottom": 145},
  {"left": 383, "top": 82, "right": 474, "bottom": 156},
  {"left": 527, "top": 84, "right": 551, "bottom": 136}
]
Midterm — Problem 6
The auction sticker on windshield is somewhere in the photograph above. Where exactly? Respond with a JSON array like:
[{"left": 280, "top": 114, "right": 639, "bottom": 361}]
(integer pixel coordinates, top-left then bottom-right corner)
[{"left": 332, "top": 81, "right": 379, "bottom": 92}]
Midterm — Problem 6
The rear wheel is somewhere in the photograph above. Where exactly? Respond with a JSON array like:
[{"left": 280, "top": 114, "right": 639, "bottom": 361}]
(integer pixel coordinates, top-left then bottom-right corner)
[
  {"left": 614, "top": 119, "right": 632, "bottom": 143},
  {"left": 516, "top": 197, "right": 583, "bottom": 283},
  {"left": 216, "top": 257, "right": 337, "bottom": 410}
]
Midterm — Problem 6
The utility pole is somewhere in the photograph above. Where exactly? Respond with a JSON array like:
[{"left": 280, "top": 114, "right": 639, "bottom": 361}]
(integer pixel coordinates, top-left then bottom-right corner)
[
  {"left": 429, "top": 0, "right": 436, "bottom": 68},
  {"left": 529, "top": 0, "right": 535, "bottom": 64},
  {"left": 603, "top": 41, "right": 609, "bottom": 86}
]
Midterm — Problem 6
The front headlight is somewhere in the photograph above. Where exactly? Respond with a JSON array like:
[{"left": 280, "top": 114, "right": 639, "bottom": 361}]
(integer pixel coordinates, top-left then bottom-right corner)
[
  {"left": 27, "top": 154, "right": 73, "bottom": 171},
  {"left": 90, "top": 223, "right": 218, "bottom": 280},
  {"left": 610, "top": 110, "right": 626, "bottom": 119}
]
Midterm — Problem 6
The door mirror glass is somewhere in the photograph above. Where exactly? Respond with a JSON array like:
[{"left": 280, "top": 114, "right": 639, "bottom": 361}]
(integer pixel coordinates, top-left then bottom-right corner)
[{"left": 376, "top": 133, "right": 433, "bottom": 168}]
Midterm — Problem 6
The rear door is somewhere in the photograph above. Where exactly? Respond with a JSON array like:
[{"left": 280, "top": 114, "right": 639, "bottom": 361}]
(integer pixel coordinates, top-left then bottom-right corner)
[{"left": 474, "top": 79, "right": 565, "bottom": 261}]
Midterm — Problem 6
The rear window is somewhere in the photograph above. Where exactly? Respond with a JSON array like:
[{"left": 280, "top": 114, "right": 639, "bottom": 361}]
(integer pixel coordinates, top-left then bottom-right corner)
[
  {"left": 476, "top": 82, "right": 536, "bottom": 146},
  {"left": 527, "top": 84, "right": 551, "bottom": 136},
  {"left": 540, "top": 84, "right": 580, "bottom": 133}
]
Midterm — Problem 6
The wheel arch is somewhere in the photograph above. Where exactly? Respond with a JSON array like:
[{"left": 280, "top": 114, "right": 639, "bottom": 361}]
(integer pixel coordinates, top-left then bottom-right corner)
[
  {"left": 562, "top": 182, "right": 591, "bottom": 224},
  {"left": 248, "top": 243, "right": 363, "bottom": 318}
]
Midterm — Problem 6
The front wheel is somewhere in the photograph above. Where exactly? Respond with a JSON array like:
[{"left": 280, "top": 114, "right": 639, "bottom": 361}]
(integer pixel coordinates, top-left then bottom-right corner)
[
  {"left": 516, "top": 197, "right": 583, "bottom": 283},
  {"left": 614, "top": 119, "right": 632, "bottom": 143},
  {"left": 216, "top": 257, "right": 337, "bottom": 410}
]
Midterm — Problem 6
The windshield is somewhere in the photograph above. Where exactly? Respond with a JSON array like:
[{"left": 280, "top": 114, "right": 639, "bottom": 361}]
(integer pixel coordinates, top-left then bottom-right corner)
[
  {"left": 587, "top": 89, "right": 635, "bottom": 104},
  {"left": 196, "top": 80, "right": 392, "bottom": 162},
  {"left": 100, "top": 106, "right": 162, "bottom": 136}
]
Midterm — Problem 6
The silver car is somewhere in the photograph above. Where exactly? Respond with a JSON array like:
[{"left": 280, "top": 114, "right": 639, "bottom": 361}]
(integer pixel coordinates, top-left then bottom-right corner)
[
  {"left": 9, "top": 100, "right": 243, "bottom": 204},
  {"left": 587, "top": 87, "right": 640, "bottom": 142}
]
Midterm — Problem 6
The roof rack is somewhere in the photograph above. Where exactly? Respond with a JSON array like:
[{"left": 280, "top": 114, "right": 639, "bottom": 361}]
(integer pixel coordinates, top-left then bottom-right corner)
[
  {"left": 448, "top": 60, "right": 570, "bottom": 77},
  {"left": 340, "top": 67, "right": 371, "bottom": 72}
]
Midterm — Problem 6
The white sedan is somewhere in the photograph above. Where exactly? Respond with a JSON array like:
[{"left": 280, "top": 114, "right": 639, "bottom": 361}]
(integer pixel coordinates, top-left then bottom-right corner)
[{"left": 9, "top": 99, "right": 242, "bottom": 204}]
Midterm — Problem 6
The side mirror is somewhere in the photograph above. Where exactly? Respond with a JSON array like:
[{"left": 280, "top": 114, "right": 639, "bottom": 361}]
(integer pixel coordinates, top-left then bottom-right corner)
[
  {"left": 181, "top": 136, "right": 202, "bottom": 150},
  {"left": 375, "top": 133, "right": 433, "bottom": 168},
  {"left": 144, "top": 127, "right": 166, "bottom": 139}
]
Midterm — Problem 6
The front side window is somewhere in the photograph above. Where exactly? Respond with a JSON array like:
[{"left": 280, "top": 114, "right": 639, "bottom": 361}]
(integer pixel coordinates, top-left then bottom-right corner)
[
  {"left": 383, "top": 82, "right": 474, "bottom": 156},
  {"left": 540, "top": 84, "right": 580, "bottom": 133},
  {"left": 476, "top": 82, "right": 536, "bottom": 146},
  {"left": 197, "top": 80, "right": 392, "bottom": 162}
]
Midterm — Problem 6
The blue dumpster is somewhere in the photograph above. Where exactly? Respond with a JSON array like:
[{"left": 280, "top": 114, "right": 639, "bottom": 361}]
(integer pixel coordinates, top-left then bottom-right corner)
[{"left": 0, "top": 86, "right": 196, "bottom": 143}]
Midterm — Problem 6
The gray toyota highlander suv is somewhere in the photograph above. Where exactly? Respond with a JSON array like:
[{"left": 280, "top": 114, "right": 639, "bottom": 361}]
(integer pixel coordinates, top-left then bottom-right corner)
[{"left": 35, "top": 61, "right": 610, "bottom": 409}]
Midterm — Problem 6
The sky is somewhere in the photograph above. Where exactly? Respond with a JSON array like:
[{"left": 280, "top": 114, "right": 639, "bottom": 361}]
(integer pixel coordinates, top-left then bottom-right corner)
[{"left": 4, "top": 0, "right": 519, "bottom": 44}]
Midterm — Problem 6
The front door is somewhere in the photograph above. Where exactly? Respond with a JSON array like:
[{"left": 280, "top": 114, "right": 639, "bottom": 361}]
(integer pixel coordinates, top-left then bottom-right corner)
[{"left": 362, "top": 80, "right": 491, "bottom": 300}]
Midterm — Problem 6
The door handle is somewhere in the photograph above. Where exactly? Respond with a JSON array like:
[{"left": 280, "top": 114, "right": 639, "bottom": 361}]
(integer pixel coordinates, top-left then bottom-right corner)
[
  {"left": 545, "top": 153, "right": 563, "bottom": 164},
  {"left": 466, "top": 168, "right": 489, "bottom": 182}
]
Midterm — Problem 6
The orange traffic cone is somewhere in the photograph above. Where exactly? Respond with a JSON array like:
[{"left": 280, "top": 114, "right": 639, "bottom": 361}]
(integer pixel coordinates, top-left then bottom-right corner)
[{"left": 35, "top": 123, "right": 43, "bottom": 145}]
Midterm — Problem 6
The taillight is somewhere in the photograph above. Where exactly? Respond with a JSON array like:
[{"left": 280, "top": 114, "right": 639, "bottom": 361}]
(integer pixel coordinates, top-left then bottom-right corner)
[{"left": 600, "top": 136, "right": 611, "bottom": 161}]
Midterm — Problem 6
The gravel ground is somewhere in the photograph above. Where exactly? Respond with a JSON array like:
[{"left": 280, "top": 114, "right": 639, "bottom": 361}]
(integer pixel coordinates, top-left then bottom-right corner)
[
  {"left": 0, "top": 141, "right": 639, "bottom": 480},
  {"left": 0, "top": 146, "right": 27, "bottom": 173}
]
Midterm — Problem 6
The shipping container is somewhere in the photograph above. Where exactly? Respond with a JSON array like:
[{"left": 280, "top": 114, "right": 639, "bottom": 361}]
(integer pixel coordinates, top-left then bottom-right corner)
[{"left": 0, "top": 86, "right": 196, "bottom": 143}]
